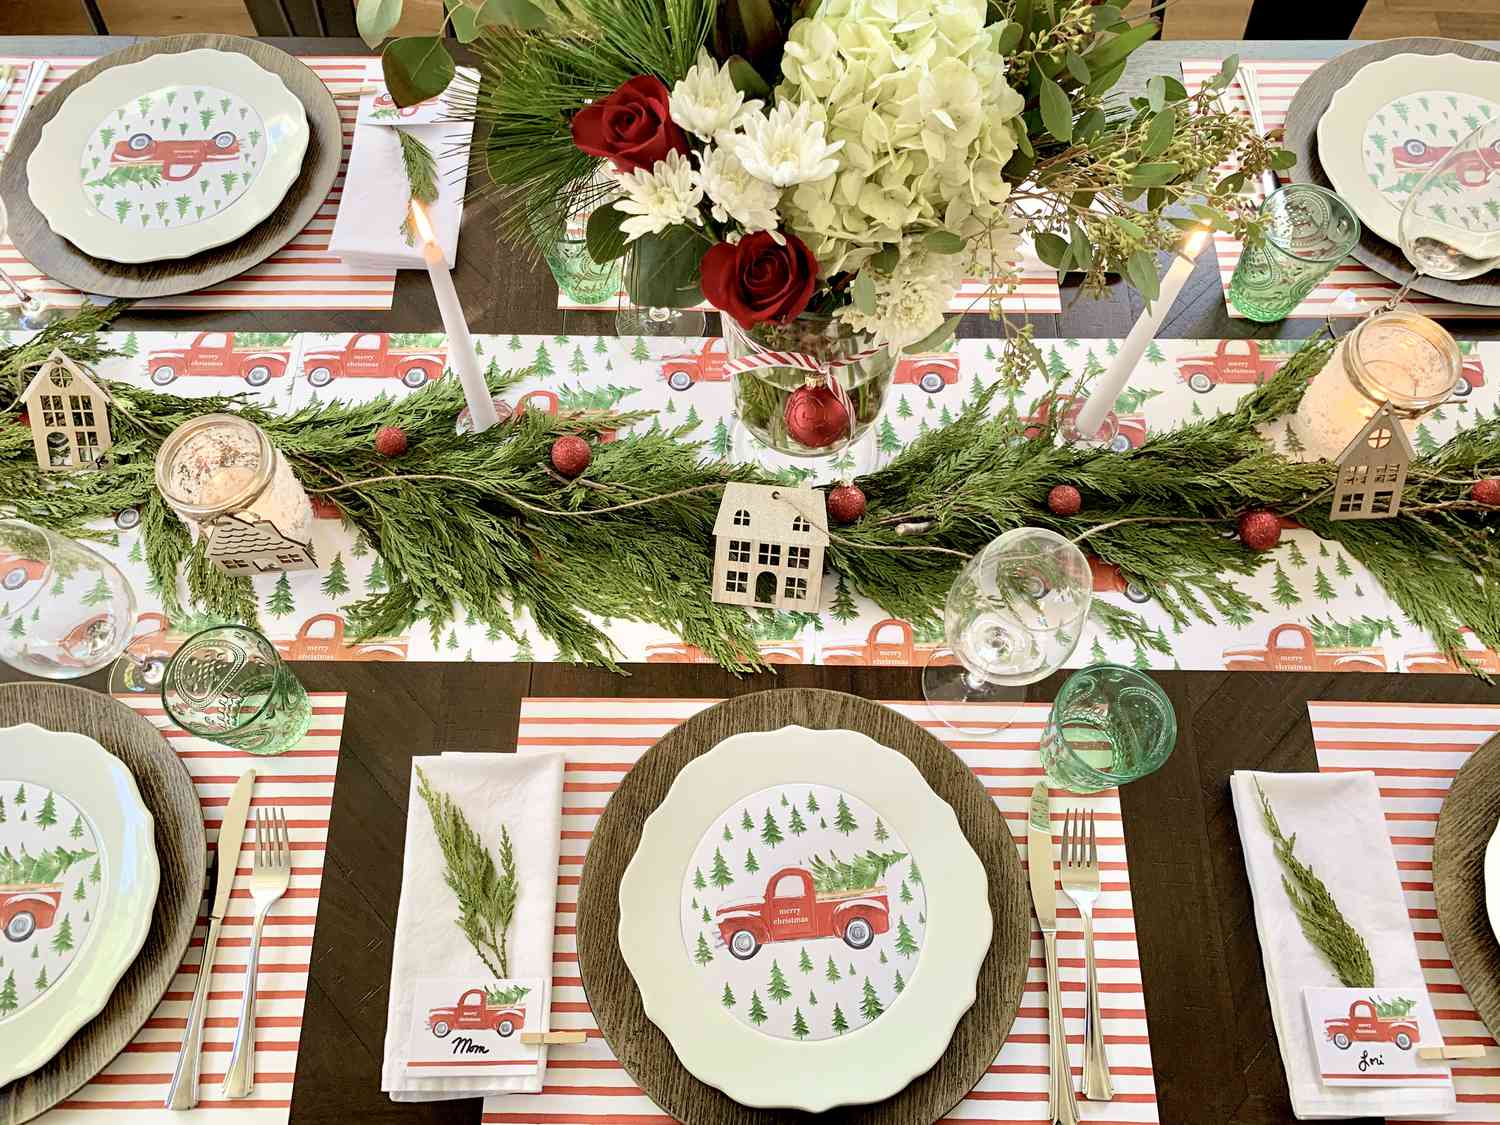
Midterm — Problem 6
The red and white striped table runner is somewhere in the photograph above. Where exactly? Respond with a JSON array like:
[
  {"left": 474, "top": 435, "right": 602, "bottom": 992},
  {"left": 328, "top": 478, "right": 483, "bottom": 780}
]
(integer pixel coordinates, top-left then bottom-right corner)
[
  {"left": 0, "top": 57, "right": 396, "bottom": 312},
  {"left": 1310, "top": 700, "right": 1500, "bottom": 1125},
  {"left": 40, "top": 692, "right": 345, "bottom": 1123},
  {"left": 1180, "top": 59, "right": 1494, "bottom": 320},
  {"left": 483, "top": 697, "right": 1159, "bottom": 1125}
]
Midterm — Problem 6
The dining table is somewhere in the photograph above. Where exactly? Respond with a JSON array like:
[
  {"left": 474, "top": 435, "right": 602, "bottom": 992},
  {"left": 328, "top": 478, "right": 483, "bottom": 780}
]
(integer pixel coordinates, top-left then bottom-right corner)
[{"left": 2, "top": 31, "right": 1499, "bottom": 1125}]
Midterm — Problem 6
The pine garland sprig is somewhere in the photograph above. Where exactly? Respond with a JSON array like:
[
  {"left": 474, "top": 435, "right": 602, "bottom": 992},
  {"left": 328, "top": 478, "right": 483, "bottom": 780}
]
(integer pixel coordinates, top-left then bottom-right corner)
[
  {"left": 1256, "top": 780, "right": 1375, "bottom": 989},
  {"left": 396, "top": 129, "right": 439, "bottom": 247}
]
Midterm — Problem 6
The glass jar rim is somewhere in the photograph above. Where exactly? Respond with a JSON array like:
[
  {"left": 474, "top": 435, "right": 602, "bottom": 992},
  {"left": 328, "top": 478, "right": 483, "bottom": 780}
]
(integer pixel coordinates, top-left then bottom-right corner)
[
  {"left": 1342, "top": 310, "right": 1461, "bottom": 413},
  {"left": 155, "top": 414, "right": 275, "bottom": 521}
]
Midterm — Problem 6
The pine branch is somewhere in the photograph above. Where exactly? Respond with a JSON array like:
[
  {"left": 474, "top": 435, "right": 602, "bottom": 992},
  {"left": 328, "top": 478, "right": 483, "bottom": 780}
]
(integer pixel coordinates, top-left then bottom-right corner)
[{"left": 396, "top": 130, "right": 439, "bottom": 247}]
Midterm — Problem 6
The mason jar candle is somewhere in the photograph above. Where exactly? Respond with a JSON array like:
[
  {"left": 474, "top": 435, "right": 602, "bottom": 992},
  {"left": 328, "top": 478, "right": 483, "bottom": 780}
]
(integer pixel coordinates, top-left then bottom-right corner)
[
  {"left": 155, "top": 414, "right": 314, "bottom": 545},
  {"left": 1292, "top": 311, "right": 1461, "bottom": 461}
]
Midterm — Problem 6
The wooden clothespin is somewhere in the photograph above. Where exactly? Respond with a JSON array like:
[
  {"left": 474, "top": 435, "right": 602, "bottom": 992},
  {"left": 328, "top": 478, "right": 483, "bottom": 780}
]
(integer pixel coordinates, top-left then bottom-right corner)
[
  {"left": 521, "top": 1030, "right": 587, "bottom": 1045},
  {"left": 1418, "top": 1043, "right": 1488, "bottom": 1060}
]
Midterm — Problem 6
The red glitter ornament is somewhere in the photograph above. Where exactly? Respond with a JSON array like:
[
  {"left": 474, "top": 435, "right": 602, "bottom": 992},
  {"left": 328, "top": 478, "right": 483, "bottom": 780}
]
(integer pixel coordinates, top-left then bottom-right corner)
[
  {"left": 1047, "top": 484, "right": 1082, "bottom": 516},
  {"left": 1237, "top": 509, "right": 1282, "bottom": 552},
  {"left": 374, "top": 426, "right": 408, "bottom": 457},
  {"left": 827, "top": 483, "right": 866, "bottom": 524},
  {"left": 783, "top": 380, "right": 851, "bottom": 449},
  {"left": 550, "top": 435, "right": 592, "bottom": 478},
  {"left": 1473, "top": 478, "right": 1500, "bottom": 507}
]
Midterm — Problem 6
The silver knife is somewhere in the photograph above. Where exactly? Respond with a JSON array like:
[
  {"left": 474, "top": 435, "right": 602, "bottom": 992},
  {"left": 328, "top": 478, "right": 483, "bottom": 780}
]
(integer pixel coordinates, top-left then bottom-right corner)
[
  {"left": 166, "top": 768, "right": 256, "bottom": 1110},
  {"left": 1028, "top": 781, "right": 1079, "bottom": 1125}
]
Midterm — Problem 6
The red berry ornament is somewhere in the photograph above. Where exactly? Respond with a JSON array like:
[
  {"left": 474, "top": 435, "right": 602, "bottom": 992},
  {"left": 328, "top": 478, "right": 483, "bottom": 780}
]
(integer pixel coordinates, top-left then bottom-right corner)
[
  {"left": 783, "top": 381, "right": 850, "bottom": 449},
  {"left": 374, "top": 426, "right": 408, "bottom": 457},
  {"left": 550, "top": 435, "right": 592, "bottom": 478},
  {"left": 1047, "top": 484, "right": 1082, "bottom": 516},
  {"left": 1472, "top": 478, "right": 1500, "bottom": 507},
  {"left": 827, "top": 483, "right": 866, "bottom": 524},
  {"left": 1238, "top": 509, "right": 1282, "bottom": 552}
]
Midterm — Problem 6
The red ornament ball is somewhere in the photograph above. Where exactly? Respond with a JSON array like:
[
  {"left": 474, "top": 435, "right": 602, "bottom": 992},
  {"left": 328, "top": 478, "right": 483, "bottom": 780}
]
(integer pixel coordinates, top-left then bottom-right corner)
[
  {"left": 1238, "top": 509, "right": 1282, "bottom": 552},
  {"left": 1047, "top": 484, "right": 1082, "bottom": 517},
  {"left": 783, "top": 382, "right": 850, "bottom": 449},
  {"left": 827, "top": 484, "right": 866, "bottom": 524},
  {"left": 374, "top": 426, "right": 408, "bottom": 457},
  {"left": 1472, "top": 478, "right": 1500, "bottom": 507},
  {"left": 550, "top": 434, "right": 592, "bottom": 478}
]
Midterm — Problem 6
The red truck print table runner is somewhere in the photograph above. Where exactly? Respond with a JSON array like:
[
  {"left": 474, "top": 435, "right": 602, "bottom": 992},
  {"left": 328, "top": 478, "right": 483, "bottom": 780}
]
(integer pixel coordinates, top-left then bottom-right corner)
[
  {"left": 481, "top": 696, "right": 1160, "bottom": 1125},
  {"left": 26, "top": 327, "right": 1500, "bottom": 672}
]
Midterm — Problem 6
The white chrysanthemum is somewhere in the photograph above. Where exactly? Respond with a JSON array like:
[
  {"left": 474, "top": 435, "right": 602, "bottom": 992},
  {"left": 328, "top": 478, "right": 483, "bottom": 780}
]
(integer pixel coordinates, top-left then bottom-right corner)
[
  {"left": 837, "top": 248, "right": 964, "bottom": 351},
  {"left": 698, "top": 145, "right": 781, "bottom": 233},
  {"left": 669, "top": 49, "right": 762, "bottom": 143},
  {"left": 613, "top": 150, "right": 704, "bottom": 241},
  {"left": 728, "top": 102, "right": 844, "bottom": 188}
]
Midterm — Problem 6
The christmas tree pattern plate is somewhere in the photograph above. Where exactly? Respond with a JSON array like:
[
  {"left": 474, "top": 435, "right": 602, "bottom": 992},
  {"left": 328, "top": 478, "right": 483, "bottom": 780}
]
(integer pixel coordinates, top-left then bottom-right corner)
[
  {"left": 25, "top": 47, "right": 308, "bottom": 263},
  {"left": 1317, "top": 52, "right": 1500, "bottom": 253},
  {"left": 0, "top": 723, "right": 160, "bottom": 1086},
  {"left": 618, "top": 725, "right": 991, "bottom": 1111}
]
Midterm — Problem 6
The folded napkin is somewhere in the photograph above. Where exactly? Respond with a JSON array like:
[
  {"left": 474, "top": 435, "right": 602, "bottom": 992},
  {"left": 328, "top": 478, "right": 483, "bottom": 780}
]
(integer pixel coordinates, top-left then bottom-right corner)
[
  {"left": 1231, "top": 770, "right": 1456, "bottom": 1119},
  {"left": 382, "top": 751, "right": 564, "bottom": 1100}
]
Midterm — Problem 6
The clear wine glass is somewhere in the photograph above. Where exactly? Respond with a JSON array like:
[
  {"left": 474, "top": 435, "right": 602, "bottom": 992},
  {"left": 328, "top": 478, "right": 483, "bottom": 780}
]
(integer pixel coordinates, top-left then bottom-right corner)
[
  {"left": 1396, "top": 119, "right": 1500, "bottom": 289},
  {"left": 616, "top": 304, "right": 706, "bottom": 337},
  {"left": 0, "top": 199, "right": 64, "bottom": 329},
  {"left": 923, "top": 527, "right": 1094, "bottom": 736}
]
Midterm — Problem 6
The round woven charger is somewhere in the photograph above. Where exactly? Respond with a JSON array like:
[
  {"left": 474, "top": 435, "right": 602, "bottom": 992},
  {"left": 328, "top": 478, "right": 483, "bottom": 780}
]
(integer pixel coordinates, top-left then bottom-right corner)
[
  {"left": 1433, "top": 731, "right": 1500, "bottom": 1041},
  {"left": 575, "top": 688, "right": 1029, "bottom": 1124},
  {"left": 1281, "top": 36, "right": 1500, "bottom": 308},
  {"left": 0, "top": 683, "right": 206, "bottom": 1125},
  {"left": 0, "top": 34, "right": 341, "bottom": 299}
]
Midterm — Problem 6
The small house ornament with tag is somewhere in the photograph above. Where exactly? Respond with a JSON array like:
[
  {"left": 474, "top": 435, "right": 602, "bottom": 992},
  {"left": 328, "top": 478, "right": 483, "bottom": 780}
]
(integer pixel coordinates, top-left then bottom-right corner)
[
  {"left": 22, "top": 350, "right": 112, "bottom": 472},
  {"left": 712, "top": 483, "right": 827, "bottom": 610},
  {"left": 1329, "top": 403, "right": 1414, "bottom": 521}
]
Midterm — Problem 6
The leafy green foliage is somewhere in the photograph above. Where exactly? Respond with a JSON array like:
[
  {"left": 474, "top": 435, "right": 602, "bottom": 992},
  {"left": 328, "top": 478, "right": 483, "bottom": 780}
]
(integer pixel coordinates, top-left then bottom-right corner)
[
  {"left": 0, "top": 843, "right": 95, "bottom": 885},
  {"left": 484, "top": 983, "right": 532, "bottom": 1005},
  {"left": 807, "top": 849, "right": 907, "bottom": 894}
]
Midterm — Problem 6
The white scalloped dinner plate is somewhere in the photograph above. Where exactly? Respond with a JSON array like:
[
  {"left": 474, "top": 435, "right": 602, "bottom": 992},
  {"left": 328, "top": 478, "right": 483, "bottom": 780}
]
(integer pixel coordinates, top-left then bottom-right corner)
[
  {"left": 618, "top": 725, "right": 991, "bottom": 1111},
  {"left": 26, "top": 48, "right": 308, "bottom": 262},
  {"left": 0, "top": 724, "right": 159, "bottom": 1086}
]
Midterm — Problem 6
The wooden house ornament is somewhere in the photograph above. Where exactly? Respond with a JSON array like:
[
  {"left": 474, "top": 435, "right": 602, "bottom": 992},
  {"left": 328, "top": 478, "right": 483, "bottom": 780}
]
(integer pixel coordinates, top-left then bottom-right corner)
[
  {"left": 21, "top": 350, "right": 111, "bottom": 472},
  {"left": 204, "top": 513, "right": 317, "bottom": 574},
  {"left": 712, "top": 483, "right": 827, "bottom": 611},
  {"left": 1329, "top": 403, "right": 1414, "bottom": 521}
]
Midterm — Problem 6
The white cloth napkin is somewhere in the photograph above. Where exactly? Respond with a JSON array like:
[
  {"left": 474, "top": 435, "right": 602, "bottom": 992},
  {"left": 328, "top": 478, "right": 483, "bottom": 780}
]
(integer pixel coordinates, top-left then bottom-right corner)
[
  {"left": 1231, "top": 769, "right": 1457, "bottom": 1119},
  {"left": 382, "top": 752, "right": 564, "bottom": 1100}
]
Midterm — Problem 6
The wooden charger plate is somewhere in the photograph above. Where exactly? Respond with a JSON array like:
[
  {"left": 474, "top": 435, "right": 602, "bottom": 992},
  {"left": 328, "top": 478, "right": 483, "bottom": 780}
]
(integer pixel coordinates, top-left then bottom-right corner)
[
  {"left": 1433, "top": 731, "right": 1500, "bottom": 1042},
  {"left": 1282, "top": 36, "right": 1500, "bottom": 308},
  {"left": 0, "top": 684, "right": 206, "bottom": 1125},
  {"left": 576, "top": 688, "right": 1029, "bottom": 1125},
  {"left": 0, "top": 34, "right": 341, "bottom": 299}
]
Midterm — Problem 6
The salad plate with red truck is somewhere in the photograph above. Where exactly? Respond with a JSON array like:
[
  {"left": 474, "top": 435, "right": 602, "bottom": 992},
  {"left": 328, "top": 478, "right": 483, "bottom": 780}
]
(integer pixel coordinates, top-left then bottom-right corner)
[{"left": 715, "top": 864, "right": 893, "bottom": 960}]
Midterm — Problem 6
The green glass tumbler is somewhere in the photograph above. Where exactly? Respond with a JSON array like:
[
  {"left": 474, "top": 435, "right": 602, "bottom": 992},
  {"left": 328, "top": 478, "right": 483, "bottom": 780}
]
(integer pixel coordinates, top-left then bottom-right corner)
[
  {"left": 1227, "top": 184, "right": 1360, "bottom": 322},
  {"left": 1039, "top": 664, "right": 1177, "bottom": 793},
  {"left": 532, "top": 204, "right": 623, "bottom": 305},
  {"left": 162, "top": 625, "right": 311, "bottom": 755}
]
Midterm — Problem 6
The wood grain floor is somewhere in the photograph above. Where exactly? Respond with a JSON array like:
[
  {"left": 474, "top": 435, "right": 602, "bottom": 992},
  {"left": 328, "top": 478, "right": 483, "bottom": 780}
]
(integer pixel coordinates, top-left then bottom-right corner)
[{"left": 5, "top": 0, "right": 1500, "bottom": 38}]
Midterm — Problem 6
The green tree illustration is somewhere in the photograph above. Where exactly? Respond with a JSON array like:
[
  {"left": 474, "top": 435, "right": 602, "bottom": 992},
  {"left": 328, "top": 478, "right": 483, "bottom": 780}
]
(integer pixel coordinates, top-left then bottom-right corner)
[
  {"left": 768, "top": 960, "right": 791, "bottom": 1003},
  {"left": 860, "top": 978, "right": 884, "bottom": 1021},
  {"left": 37, "top": 791, "right": 57, "bottom": 829},
  {"left": 709, "top": 847, "right": 733, "bottom": 889},
  {"left": 745, "top": 848, "right": 759, "bottom": 874},
  {"left": 908, "top": 859, "right": 922, "bottom": 885},
  {"left": 893, "top": 970, "right": 906, "bottom": 994},
  {"left": 266, "top": 573, "right": 295, "bottom": 617},
  {"left": 73, "top": 881, "right": 86, "bottom": 902},
  {"left": 630, "top": 337, "right": 650, "bottom": 361},
  {"left": 1271, "top": 562, "right": 1300, "bottom": 609},
  {"left": 798, "top": 947, "right": 813, "bottom": 973},
  {"left": 89, "top": 859, "right": 100, "bottom": 884},
  {"left": 721, "top": 982, "right": 735, "bottom": 1008},
  {"left": 873, "top": 817, "right": 888, "bottom": 843},
  {"left": 321, "top": 553, "right": 350, "bottom": 598},
  {"left": 569, "top": 345, "right": 588, "bottom": 377},
  {"left": 701, "top": 906, "right": 710, "bottom": 923},
  {"left": 693, "top": 866, "right": 706, "bottom": 891},
  {"left": 877, "top": 416, "right": 901, "bottom": 455},
  {"left": 0, "top": 795, "right": 5, "bottom": 823},
  {"left": 351, "top": 531, "right": 371, "bottom": 559},
  {"left": 1313, "top": 567, "right": 1336, "bottom": 602},
  {"left": 693, "top": 933, "right": 713, "bottom": 965},
  {"left": 761, "top": 809, "right": 784, "bottom": 847},
  {"left": 35, "top": 966, "right": 48, "bottom": 991},
  {"left": 1089, "top": 637, "right": 1109, "bottom": 663},
  {"left": 593, "top": 336, "right": 608, "bottom": 355},
  {"left": 787, "top": 805, "right": 807, "bottom": 836},
  {"left": 808, "top": 989, "right": 818, "bottom": 1006},
  {"left": 879, "top": 949, "right": 887, "bottom": 964},
  {"left": 127, "top": 538, "right": 143, "bottom": 563},
  {"left": 69, "top": 814, "right": 83, "bottom": 840},
  {"left": 825, "top": 957, "right": 841, "bottom": 983},
  {"left": 894, "top": 916, "right": 918, "bottom": 957},
  {"left": 533, "top": 342, "right": 555, "bottom": 376},
  {"left": 51, "top": 914, "right": 74, "bottom": 953},
  {"left": 0, "top": 971, "right": 15, "bottom": 1015},
  {"left": 15, "top": 785, "right": 26, "bottom": 806},
  {"left": 81, "top": 574, "right": 114, "bottom": 607},
  {"left": 833, "top": 795, "right": 858, "bottom": 835},
  {"left": 899, "top": 879, "right": 913, "bottom": 905},
  {"left": 738, "top": 808, "right": 753, "bottom": 832},
  {"left": 1144, "top": 340, "right": 1166, "bottom": 364},
  {"left": 1335, "top": 553, "right": 1354, "bottom": 580},
  {"left": 1286, "top": 540, "right": 1307, "bottom": 568},
  {"left": 367, "top": 556, "right": 388, "bottom": 592},
  {"left": 1415, "top": 423, "right": 1439, "bottom": 456},
  {"left": 722, "top": 823, "right": 732, "bottom": 842},
  {"left": 806, "top": 791, "right": 820, "bottom": 815},
  {"left": 896, "top": 395, "right": 913, "bottom": 419},
  {"left": 710, "top": 418, "right": 731, "bottom": 458},
  {"left": 748, "top": 990, "right": 768, "bottom": 1025},
  {"left": 790, "top": 1006, "right": 810, "bottom": 1039}
]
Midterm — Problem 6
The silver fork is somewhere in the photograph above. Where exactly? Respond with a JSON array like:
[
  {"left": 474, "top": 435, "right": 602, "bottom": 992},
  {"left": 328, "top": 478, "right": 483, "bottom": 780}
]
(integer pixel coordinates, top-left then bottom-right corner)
[
  {"left": 1060, "top": 809, "right": 1113, "bottom": 1101},
  {"left": 222, "top": 808, "right": 291, "bottom": 1098}
]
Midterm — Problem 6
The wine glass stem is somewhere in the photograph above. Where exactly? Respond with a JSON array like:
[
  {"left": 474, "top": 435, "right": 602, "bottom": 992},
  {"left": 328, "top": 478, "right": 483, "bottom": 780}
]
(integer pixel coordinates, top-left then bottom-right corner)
[
  {"left": 648, "top": 306, "right": 672, "bottom": 324},
  {"left": 964, "top": 669, "right": 992, "bottom": 693}
]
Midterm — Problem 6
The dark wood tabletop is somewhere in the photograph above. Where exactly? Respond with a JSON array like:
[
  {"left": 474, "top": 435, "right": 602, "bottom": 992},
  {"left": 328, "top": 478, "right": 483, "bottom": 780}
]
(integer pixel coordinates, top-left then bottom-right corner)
[{"left": 3, "top": 31, "right": 1499, "bottom": 1125}]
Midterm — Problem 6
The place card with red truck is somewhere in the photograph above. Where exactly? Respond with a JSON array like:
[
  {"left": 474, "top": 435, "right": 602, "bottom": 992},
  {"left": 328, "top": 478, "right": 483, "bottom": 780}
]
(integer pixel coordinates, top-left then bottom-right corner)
[
  {"left": 403, "top": 977, "right": 545, "bottom": 1079},
  {"left": 1302, "top": 987, "right": 1452, "bottom": 1088}
]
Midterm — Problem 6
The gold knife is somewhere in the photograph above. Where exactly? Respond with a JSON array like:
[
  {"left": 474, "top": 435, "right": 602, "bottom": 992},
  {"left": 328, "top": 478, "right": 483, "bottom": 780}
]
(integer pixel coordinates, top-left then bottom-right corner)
[
  {"left": 166, "top": 768, "right": 256, "bottom": 1110},
  {"left": 1028, "top": 781, "right": 1079, "bottom": 1125}
]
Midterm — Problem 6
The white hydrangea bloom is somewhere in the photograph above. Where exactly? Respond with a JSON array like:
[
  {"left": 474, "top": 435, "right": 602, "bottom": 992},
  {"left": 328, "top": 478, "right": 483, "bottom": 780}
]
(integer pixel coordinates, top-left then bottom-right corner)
[
  {"left": 613, "top": 150, "right": 704, "bottom": 241},
  {"left": 726, "top": 102, "right": 844, "bottom": 188},
  {"left": 669, "top": 49, "right": 762, "bottom": 142},
  {"left": 697, "top": 145, "right": 781, "bottom": 233}
]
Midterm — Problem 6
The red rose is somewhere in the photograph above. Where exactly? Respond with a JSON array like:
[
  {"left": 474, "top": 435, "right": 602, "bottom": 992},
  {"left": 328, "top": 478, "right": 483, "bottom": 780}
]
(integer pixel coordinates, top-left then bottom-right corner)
[
  {"left": 700, "top": 232, "right": 819, "bottom": 326},
  {"left": 570, "top": 76, "right": 688, "bottom": 173}
]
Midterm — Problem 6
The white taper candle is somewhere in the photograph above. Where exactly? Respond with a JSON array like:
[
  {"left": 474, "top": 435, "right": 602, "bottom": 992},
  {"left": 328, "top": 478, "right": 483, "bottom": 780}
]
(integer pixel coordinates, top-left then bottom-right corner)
[
  {"left": 410, "top": 200, "right": 498, "bottom": 433},
  {"left": 1073, "top": 227, "right": 1210, "bottom": 438}
]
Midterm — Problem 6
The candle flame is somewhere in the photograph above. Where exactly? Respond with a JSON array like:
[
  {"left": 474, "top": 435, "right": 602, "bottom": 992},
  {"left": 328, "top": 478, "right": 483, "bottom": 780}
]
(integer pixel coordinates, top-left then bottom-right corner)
[
  {"left": 1183, "top": 226, "right": 1211, "bottom": 257},
  {"left": 409, "top": 199, "right": 437, "bottom": 246}
]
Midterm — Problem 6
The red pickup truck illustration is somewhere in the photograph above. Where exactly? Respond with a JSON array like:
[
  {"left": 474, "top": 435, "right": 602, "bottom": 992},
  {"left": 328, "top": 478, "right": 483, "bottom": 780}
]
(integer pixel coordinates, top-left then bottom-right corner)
[
  {"left": 645, "top": 639, "right": 804, "bottom": 664},
  {"left": 1455, "top": 355, "right": 1485, "bottom": 397},
  {"left": 0, "top": 551, "right": 46, "bottom": 592},
  {"left": 1089, "top": 557, "right": 1151, "bottom": 603},
  {"left": 302, "top": 333, "right": 447, "bottom": 389},
  {"left": 716, "top": 866, "right": 890, "bottom": 960},
  {"left": 1392, "top": 137, "right": 1500, "bottom": 187},
  {"left": 426, "top": 989, "right": 527, "bottom": 1039},
  {"left": 272, "top": 614, "right": 407, "bottom": 661},
  {"left": 2, "top": 885, "right": 63, "bottom": 942},
  {"left": 1324, "top": 998, "right": 1419, "bottom": 1051},
  {"left": 1178, "top": 339, "right": 1287, "bottom": 393},
  {"left": 372, "top": 92, "right": 422, "bottom": 119},
  {"left": 1402, "top": 627, "right": 1500, "bottom": 675},
  {"left": 147, "top": 331, "right": 291, "bottom": 387},
  {"left": 893, "top": 353, "right": 961, "bottom": 394},
  {"left": 1223, "top": 623, "right": 1387, "bottom": 672},
  {"left": 111, "top": 131, "right": 240, "bottom": 181},
  {"left": 1024, "top": 394, "right": 1147, "bottom": 453},
  {"left": 514, "top": 389, "right": 620, "bottom": 444},
  {"left": 659, "top": 340, "right": 960, "bottom": 395},
  {"left": 822, "top": 618, "right": 957, "bottom": 667}
]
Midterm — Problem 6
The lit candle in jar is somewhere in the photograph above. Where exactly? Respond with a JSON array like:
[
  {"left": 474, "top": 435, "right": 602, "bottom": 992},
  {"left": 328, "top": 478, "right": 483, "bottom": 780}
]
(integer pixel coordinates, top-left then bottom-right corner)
[
  {"left": 155, "top": 414, "right": 313, "bottom": 544},
  {"left": 410, "top": 200, "right": 499, "bottom": 434},
  {"left": 1291, "top": 311, "right": 1461, "bottom": 461}
]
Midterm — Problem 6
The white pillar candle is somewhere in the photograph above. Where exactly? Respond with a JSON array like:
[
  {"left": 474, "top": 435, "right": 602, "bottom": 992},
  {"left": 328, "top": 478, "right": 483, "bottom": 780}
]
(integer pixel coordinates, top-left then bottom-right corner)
[
  {"left": 1074, "top": 228, "right": 1210, "bottom": 438},
  {"left": 410, "top": 201, "right": 499, "bottom": 434}
]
